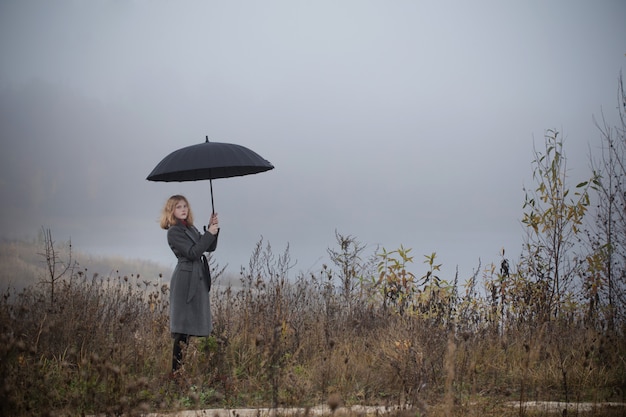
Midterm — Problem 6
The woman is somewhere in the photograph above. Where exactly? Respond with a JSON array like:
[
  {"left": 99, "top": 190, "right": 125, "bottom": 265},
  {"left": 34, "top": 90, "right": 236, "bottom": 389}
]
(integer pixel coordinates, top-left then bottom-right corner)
[{"left": 159, "top": 194, "right": 219, "bottom": 373}]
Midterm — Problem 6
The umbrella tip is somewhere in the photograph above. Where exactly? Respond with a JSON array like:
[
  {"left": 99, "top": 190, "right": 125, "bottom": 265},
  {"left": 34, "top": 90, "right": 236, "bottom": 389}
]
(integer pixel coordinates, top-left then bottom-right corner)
[{"left": 205, "top": 135, "right": 209, "bottom": 143}]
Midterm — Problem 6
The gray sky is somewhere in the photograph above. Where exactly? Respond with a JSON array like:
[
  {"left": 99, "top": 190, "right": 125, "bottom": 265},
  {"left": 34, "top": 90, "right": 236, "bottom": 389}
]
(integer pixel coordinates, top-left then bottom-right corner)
[{"left": 1, "top": 0, "right": 625, "bottom": 280}]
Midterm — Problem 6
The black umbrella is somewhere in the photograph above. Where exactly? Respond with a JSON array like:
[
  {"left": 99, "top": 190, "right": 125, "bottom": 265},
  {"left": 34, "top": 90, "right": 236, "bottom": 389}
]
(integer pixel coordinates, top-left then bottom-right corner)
[{"left": 147, "top": 136, "right": 274, "bottom": 213}]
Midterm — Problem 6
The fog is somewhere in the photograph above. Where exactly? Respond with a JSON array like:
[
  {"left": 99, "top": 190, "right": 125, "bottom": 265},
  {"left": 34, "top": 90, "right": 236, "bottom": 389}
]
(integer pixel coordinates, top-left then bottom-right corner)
[{"left": 1, "top": 1, "right": 625, "bottom": 280}]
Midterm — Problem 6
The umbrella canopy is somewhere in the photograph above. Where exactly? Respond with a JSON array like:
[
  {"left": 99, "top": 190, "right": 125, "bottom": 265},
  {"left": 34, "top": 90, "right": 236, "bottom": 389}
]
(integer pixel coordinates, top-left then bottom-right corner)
[{"left": 147, "top": 137, "right": 274, "bottom": 212}]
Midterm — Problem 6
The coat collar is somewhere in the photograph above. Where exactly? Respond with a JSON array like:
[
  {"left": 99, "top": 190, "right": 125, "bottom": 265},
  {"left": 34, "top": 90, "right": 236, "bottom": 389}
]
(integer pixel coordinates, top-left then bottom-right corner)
[
  {"left": 183, "top": 224, "right": 200, "bottom": 242},
  {"left": 172, "top": 222, "right": 200, "bottom": 242}
]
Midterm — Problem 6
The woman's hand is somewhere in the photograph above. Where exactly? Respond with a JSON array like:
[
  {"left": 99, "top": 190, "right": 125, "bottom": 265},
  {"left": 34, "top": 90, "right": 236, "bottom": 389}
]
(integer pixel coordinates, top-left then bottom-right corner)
[{"left": 208, "top": 213, "right": 219, "bottom": 235}]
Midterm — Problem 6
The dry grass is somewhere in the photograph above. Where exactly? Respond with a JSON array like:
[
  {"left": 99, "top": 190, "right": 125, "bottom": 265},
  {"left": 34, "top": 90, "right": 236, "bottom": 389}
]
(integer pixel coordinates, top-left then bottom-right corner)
[{"left": 1, "top": 239, "right": 624, "bottom": 417}]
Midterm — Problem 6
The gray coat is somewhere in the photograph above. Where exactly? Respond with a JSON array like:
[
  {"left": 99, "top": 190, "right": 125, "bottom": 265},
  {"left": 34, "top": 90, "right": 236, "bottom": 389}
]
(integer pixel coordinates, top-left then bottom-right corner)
[{"left": 167, "top": 222, "right": 218, "bottom": 336}]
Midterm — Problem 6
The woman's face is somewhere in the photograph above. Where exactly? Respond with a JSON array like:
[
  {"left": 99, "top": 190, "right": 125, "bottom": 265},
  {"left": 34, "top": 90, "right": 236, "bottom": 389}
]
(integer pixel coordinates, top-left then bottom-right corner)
[{"left": 173, "top": 200, "right": 189, "bottom": 221}]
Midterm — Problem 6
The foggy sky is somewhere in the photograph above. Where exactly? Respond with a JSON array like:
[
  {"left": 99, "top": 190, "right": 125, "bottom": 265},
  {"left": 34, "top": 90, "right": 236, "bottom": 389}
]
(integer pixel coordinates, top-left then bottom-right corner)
[{"left": 1, "top": 1, "right": 625, "bottom": 280}]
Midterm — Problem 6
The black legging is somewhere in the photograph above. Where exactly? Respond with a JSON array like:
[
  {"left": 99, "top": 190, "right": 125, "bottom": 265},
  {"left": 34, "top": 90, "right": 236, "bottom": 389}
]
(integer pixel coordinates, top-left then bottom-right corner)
[{"left": 172, "top": 333, "right": 189, "bottom": 372}]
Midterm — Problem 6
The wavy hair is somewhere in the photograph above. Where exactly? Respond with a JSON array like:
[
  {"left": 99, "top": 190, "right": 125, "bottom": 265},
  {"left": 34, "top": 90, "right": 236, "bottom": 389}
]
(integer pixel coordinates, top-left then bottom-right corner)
[{"left": 159, "top": 195, "right": 194, "bottom": 229}]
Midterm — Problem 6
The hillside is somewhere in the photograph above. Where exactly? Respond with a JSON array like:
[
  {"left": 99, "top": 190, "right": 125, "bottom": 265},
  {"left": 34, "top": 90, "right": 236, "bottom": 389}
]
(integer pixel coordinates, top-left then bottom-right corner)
[{"left": 0, "top": 238, "right": 172, "bottom": 292}]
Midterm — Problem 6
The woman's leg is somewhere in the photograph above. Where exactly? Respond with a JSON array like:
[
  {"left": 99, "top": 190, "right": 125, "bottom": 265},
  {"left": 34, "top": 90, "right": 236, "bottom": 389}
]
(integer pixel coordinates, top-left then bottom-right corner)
[{"left": 172, "top": 333, "right": 189, "bottom": 372}]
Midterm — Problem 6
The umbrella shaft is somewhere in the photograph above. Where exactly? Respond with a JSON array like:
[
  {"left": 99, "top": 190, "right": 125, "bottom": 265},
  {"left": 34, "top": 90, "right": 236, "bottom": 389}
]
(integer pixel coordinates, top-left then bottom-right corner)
[{"left": 210, "top": 179, "right": 214, "bottom": 214}]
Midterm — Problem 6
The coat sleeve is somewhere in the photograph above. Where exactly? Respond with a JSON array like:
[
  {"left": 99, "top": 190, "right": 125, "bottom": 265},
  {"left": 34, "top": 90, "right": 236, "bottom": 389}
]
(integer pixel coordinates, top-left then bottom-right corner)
[
  {"left": 167, "top": 226, "right": 218, "bottom": 261},
  {"left": 207, "top": 229, "right": 219, "bottom": 252}
]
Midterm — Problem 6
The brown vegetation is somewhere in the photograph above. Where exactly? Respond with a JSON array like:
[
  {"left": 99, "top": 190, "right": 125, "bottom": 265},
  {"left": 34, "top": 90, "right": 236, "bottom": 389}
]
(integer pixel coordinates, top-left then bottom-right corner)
[{"left": 0, "top": 231, "right": 624, "bottom": 416}]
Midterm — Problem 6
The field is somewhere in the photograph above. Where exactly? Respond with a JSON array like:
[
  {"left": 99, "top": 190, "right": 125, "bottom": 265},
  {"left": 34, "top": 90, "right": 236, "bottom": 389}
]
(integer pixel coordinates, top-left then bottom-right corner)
[{"left": 1, "top": 234, "right": 624, "bottom": 417}]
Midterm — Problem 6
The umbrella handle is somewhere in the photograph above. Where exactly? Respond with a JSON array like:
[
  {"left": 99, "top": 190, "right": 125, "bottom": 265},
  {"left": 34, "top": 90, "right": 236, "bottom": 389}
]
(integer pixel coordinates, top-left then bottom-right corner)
[
  {"left": 204, "top": 179, "right": 215, "bottom": 234},
  {"left": 210, "top": 178, "right": 215, "bottom": 214}
]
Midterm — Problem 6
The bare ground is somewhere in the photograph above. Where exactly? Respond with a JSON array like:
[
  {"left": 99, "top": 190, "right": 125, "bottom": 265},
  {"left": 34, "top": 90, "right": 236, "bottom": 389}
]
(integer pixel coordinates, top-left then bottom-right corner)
[{"left": 116, "top": 402, "right": 626, "bottom": 417}]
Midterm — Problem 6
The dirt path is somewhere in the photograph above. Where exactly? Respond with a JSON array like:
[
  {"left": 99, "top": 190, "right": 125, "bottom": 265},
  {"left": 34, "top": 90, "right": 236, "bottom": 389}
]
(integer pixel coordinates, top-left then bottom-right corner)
[
  {"left": 507, "top": 401, "right": 626, "bottom": 413},
  {"left": 139, "top": 405, "right": 395, "bottom": 417},
  {"left": 136, "top": 402, "right": 626, "bottom": 417}
]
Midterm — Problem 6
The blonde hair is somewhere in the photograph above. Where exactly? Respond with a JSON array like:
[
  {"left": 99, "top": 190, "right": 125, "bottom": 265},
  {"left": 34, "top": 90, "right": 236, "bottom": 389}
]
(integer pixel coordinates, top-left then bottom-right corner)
[{"left": 159, "top": 195, "right": 195, "bottom": 229}]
